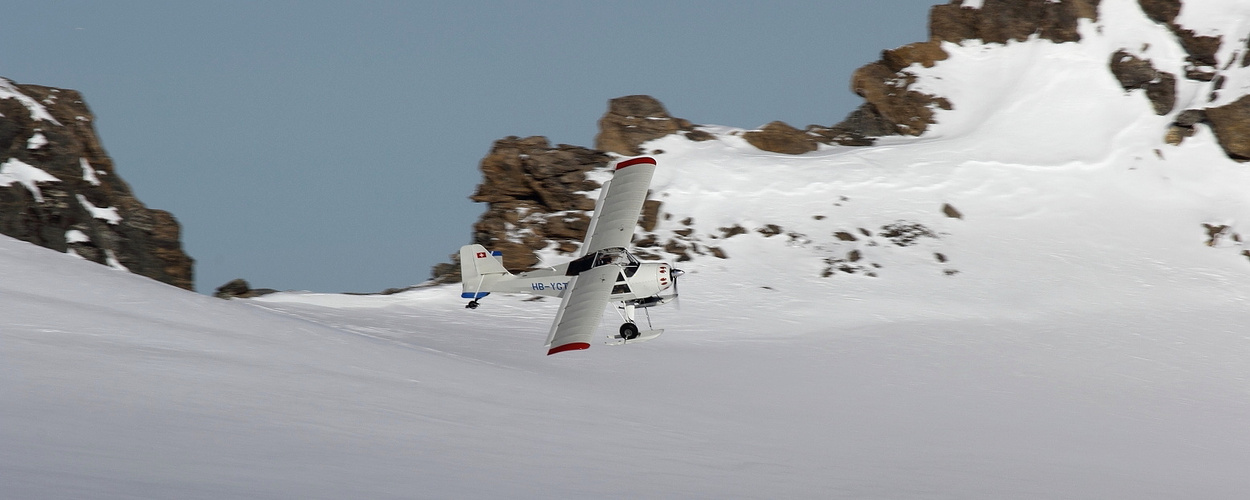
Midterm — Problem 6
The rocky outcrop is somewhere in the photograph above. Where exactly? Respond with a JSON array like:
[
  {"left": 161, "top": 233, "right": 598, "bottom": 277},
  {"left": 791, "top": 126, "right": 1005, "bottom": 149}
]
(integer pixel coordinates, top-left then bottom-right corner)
[
  {"left": 1205, "top": 96, "right": 1250, "bottom": 161},
  {"left": 1136, "top": 0, "right": 1220, "bottom": 80},
  {"left": 0, "top": 78, "right": 194, "bottom": 289},
  {"left": 1130, "top": 0, "right": 1249, "bottom": 159},
  {"left": 824, "top": 0, "right": 1101, "bottom": 146},
  {"left": 820, "top": 0, "right": 1249, "bottom": 162},
  {"left": 213, "top": 278, "right": 277, "bottom": 299},
  {"left": 929, "top": 0, "right": 1099, "bottom": 44},
  {"left": 431, "top": 0, "right": 1250, "bottom": 282},
  {"left": 1108, "top": 50, "right": 1176, "bottom": 115},
  {"left": 743, "top": 121, "right": 819, "bottom": 155},
  {"left": 595, "top": 95, "right": 698, "bottom": 156},
  {"left": 429, "top": 136, "right": 611, "bottom": 281}
]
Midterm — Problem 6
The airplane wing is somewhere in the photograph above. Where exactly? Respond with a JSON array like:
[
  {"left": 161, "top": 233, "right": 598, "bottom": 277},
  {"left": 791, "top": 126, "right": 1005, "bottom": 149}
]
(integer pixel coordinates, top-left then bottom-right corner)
[
  {"left": 580, "top": 157, "right": 656, "bottom": 256},
  {"left": 544, "top": 264, "right": 620, "bottom": 355}
]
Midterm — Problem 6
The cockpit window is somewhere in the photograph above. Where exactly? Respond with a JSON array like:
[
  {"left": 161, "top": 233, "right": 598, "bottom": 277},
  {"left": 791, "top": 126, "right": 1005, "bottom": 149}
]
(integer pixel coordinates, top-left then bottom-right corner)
[{"left": 564, "top": 248, "right": 639, "bottom": 277}]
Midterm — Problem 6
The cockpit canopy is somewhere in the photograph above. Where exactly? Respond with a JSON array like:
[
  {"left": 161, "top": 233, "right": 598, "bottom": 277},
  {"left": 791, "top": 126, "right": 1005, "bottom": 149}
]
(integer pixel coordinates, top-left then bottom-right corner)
[{"left": 565, "top": 247, "right": 639, "bottom": 276}]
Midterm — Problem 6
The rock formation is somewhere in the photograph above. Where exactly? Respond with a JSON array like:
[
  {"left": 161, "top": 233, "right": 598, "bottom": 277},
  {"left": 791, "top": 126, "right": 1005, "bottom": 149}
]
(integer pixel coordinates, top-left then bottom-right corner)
[
  {"left": 0, "top": 78, "right": 194, "bottom": 289},
  {"left": 742, "top": 121, "right": 819, "bottom": 155},
  {"left": 428, "top": 136, "right": 613, "bottom": 283},
  {"left": 1205, "top": 96, "right": 1250, "bottom": 160},
  {"left": 594, "top": 95, "right": 701, "bottom": 156},
  {"left": 213, "top": 278, "right": 277, "bottom": 299},
  {"left": 431, "top": 0, "right": 1250, "bottom": 282},
  {"left": 1109, "top": 49, "right": 1176, "bottom": 115},
  {"left": 817, "top": 0, "right": 1099, "bottom": 147},
  {"left": 828, "top": 0, "right": 1250, "bottom": 162}
]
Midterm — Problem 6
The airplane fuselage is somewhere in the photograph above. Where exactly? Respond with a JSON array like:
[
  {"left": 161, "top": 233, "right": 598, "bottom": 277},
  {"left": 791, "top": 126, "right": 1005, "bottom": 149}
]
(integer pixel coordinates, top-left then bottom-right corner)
[{"left": 491, "top": 260, "right": 675, "bottom": 306}]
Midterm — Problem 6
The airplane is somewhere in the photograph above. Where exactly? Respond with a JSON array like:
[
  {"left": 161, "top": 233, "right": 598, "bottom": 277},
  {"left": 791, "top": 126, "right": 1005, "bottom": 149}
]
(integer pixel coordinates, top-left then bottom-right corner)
[{"left": 458, "top": 156, "right": 683, "bottom": 355}]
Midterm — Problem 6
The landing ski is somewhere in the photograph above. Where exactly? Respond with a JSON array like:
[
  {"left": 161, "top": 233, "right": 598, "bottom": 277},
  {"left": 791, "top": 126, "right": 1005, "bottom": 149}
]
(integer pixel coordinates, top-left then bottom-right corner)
[{"left": 606, "top": 329, "right": 664, "bottom": 346}]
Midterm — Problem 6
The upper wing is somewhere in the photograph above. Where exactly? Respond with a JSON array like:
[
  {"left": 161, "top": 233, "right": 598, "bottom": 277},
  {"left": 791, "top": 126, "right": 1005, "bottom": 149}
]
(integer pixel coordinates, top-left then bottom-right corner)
[
  {"left": 580, "top": 157, "right": 656, "bottom": 255},
  {"left": 544, "top": 264, "right": 620, "bottom": 355}
]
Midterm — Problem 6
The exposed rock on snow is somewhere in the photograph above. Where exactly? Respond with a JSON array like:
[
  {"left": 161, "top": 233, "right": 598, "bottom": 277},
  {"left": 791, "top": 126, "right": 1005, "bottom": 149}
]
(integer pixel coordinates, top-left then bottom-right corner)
[
  {"left": 824, "top": 0, "right": 1100, "bottom": 143},
  {"left": 0, "top": 78, "right": 193, "bottom": 290},
  {"left": 594, "top": 95, "right": 696, "bottom": 156},
  {"left": 1205, "top": 95, "right": 1250, "bottom": 160},
  {"left": 213, "top": 278, "right": 278, "bottom": 299},
  {"left": 1109, "top": 49, "right": 1177, "bottom": 115},
  {"left": 742, "top": 121, "right": 820, "bottom": 154},
  {"left": 430, "top": 136, "right": 611, "bottom": 282},
  {"left": 435, "top": 0, "right": 1250, "bottom": 285}
]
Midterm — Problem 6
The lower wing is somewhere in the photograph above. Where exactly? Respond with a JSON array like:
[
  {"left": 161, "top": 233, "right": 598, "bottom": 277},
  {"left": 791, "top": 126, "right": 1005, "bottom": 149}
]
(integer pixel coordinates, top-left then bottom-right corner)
[{"left": 544, "top": 264, "right": 620, "bottom": 355}]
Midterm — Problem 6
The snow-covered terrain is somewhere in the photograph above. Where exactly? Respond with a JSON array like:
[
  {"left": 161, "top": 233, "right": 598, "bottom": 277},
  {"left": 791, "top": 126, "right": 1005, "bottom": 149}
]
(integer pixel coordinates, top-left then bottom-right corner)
[{"left": 5, "top": 0, "right": 1250, "bottom": 498}]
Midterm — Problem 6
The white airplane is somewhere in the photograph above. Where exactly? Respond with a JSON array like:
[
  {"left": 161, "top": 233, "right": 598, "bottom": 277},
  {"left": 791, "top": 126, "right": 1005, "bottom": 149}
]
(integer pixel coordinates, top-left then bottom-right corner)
[{"left": 458, "top": 156, "right": 683, "bottom": 355}]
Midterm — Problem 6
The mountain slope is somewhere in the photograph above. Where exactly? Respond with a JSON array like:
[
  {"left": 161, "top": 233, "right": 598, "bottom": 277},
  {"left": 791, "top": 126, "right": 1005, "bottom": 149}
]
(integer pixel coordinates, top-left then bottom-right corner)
[{"left": 5, "top": 201, "right": 1250, "bottom": 499}]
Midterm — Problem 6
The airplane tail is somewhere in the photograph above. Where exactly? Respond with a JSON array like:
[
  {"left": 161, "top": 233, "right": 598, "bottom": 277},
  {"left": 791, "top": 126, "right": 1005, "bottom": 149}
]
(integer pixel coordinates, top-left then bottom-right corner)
[{"left": 459, "top": 244, "right": 512, "bottom": 299}]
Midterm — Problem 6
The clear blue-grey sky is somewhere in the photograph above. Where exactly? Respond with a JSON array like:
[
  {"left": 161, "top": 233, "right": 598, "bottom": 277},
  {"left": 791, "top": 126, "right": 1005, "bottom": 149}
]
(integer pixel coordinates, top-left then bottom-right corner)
[{"left": 2, "top": 1, "right": 934, "bottom": 293}]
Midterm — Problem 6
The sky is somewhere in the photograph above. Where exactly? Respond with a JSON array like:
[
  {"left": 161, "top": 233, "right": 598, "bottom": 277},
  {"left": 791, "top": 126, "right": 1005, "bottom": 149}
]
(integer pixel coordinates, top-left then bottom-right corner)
[{"left": 1, "top": 1, "right": 935, "bottom": 293}]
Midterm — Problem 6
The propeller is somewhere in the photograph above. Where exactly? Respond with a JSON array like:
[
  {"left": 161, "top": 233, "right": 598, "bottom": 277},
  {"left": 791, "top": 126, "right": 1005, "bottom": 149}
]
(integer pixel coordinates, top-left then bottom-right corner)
[{"left": 670, "top": 268, "right": 685, "bottom": 309}]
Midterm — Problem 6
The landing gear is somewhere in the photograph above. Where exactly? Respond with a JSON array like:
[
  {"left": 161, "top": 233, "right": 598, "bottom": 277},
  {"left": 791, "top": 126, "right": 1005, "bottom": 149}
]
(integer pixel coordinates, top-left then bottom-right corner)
[
  {"left": 619, "top": 322, "right": 640, "bottom": 340},
  {"left": 465, "top": 300, "right": 480, "bottom": 309}
]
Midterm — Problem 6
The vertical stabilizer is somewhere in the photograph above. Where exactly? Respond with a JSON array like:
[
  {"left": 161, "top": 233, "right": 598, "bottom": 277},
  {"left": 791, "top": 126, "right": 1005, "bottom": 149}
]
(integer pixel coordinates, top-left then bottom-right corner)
[{"left": 459, "top": 244, "right": 511, "bottom": 299}]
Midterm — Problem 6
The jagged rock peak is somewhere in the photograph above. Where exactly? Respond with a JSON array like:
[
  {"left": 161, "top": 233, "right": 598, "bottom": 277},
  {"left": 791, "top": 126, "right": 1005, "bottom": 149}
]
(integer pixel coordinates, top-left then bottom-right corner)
[
  {"left": 0, "top": 77, "right": 194, "bottom": 289},
  {"left": 594, "top": 95, "right": 697, "bottom": 156}
]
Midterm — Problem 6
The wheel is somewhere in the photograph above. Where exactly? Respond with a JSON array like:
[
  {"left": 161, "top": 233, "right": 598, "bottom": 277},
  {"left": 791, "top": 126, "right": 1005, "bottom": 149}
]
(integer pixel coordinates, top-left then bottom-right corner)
[
  {"left": 465, "top": 300, "right": 479, "bottom": 309},
  {"left": 619, "top": 322, "right": 640, "bottom": 340}
]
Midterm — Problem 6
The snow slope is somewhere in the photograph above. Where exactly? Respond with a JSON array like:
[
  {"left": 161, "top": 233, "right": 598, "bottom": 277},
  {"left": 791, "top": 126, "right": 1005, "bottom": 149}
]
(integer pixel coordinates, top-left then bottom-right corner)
[{"left": 6, "top": 1, "right": 1250, "bottom": 498}]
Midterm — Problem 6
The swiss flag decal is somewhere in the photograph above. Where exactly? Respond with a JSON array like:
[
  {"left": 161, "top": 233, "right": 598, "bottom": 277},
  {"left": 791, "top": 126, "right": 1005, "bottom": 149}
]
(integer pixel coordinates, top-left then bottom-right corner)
[{"left": 476, "top": 252, "right": 487, "bottom": 259}]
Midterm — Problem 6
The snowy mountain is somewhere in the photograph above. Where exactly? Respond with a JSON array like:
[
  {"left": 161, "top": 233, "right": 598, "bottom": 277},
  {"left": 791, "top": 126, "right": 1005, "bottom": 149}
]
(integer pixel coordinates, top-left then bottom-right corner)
[{"left": 6, "top": 0, "right": 1250, "bottom": 498}]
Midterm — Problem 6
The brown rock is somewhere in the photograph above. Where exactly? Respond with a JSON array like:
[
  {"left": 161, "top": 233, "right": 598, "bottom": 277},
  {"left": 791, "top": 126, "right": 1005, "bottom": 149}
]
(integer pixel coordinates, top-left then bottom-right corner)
[
  {"left": 942, "top": 203, "right": 963, "bottom": 219},
  {"left": 594, "top": 95, "right": 694, "bottom": 156},
  {"left": 850, "top": 62, "right": 952, "bottom": 136},
  {"left": 1174, "top": 29, "right": 1221, "bottom": 69},
  {"left": 433, "top": 131, "right": 684, "bottom": 280},
  {"left": 829, "top": 0, "right": 1099, "bottom": 143},
  {"left": 1108, "top": 50, "right": 1175, "bottom": 115},
  {"left": 1137, "top": 0, "right": 1180, "bottom": 24},
  {"left": 0, "top": 78, "right": 194, "bottom": 290},
  {"left": 881, "top": 41, "right": 949, "bottom": 72},
  {"left": 930, "top": 0, "right": 1099, "bottom": 45},
  {"left": 684, "top": 129, "right": 715, "bottom": 141},
  {"left": 719, "top": 225, "right": 747, "bottom": 238},
  {"left": 743, "top": 121, "right": 819, "bottom": 154},
  {"left": 811, "top": 103, "right": 897, "bottom": 146},
  {"left": 1109, "top": 50, "right": 1160, "bottom": 88},
  {"left": 1205, "top": 95, "right": 1250, "bottom": 161},
  {"left": 928, "top": 2, "right": 982, "bottom": 43},
  {"left": 212, "top": 278, "right": 277, "bottom": 299},
  {"left": 640, "top": 199, "right": 662, "bottom": 232},
  {"left": 1175, "top": 109, "right": 1206, "bottom": 127}
]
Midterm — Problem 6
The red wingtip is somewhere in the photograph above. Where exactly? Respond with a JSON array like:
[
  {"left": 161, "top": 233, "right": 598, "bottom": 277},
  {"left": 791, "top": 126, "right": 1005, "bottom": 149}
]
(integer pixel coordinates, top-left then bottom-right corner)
[
  {"left": 615, "top": 157, "right": 657, "bottom": 170},
  {"left": 547, "top": 342, "right": 591, "bottom": 355}
]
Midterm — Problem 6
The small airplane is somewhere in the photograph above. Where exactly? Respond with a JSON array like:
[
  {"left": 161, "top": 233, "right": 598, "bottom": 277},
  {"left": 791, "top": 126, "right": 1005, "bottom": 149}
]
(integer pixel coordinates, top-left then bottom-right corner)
[{"left": 458, "top": 156, "right": 683, "bottom": 355}]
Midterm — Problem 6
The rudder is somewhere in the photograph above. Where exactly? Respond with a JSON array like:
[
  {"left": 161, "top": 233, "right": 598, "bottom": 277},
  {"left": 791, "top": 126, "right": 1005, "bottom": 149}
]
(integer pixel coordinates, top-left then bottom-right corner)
[{"left": 459, "top": 244, "right": 511, "bottom": 299}]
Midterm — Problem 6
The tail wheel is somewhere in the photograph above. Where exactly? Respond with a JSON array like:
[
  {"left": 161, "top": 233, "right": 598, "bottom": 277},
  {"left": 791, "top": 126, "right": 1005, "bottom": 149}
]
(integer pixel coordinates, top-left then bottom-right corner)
[{"left": 619, "top": 322, "right": 640, "bottom": 340}]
